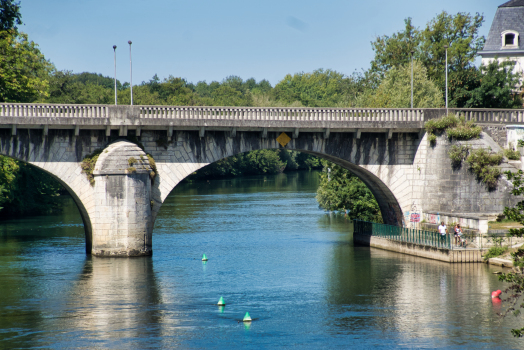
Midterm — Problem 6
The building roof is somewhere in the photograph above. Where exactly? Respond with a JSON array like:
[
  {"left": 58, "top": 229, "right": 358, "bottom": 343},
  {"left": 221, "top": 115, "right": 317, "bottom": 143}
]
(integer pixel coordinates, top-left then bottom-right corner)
[
  {"left": 482, "top": 3, "right": 524, "bottom": 52},
  {"left": 499, "top": 0, "right": 524, "bottom": 7}
]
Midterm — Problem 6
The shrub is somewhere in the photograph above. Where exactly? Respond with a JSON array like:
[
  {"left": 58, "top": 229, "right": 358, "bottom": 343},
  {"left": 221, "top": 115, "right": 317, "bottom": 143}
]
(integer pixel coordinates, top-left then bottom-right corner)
[
  {"left": 504, "top": 148, "right": 521, "bottom": 160},
  {"left": 424, "top": 114, "right": 459, "bottom": 134},
  {"left": 483, "top": 246, "right": 508, "bottom": 260},
  {"left": 147, "top": 154, "right": 157, "bottom": 181},
  {"left": 127, "top": 167, "right": 137, "bottom": 173},
  {"left": 448, "top": 145, "right": 469, "bottom": 167},
  {"left": 128, "top": 157, "right": 137, "bottom": 166},
  {"left": 466, "top": 148, "right": 503, "bottom": 188},
  {"left": 81, "top": 149, "right": 103, "bottom": 186},
  {"left": 446, "top": 120, "right": 482, "bottom": 140},
  {"left": 428, "top": 133, "right": 437, "bottom": 145}
]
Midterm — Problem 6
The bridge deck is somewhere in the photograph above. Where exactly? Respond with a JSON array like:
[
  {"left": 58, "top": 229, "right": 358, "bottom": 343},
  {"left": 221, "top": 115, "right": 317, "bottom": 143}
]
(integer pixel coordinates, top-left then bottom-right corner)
[{"left": 1, "top": 104, "right": 523, "bottom": 136}]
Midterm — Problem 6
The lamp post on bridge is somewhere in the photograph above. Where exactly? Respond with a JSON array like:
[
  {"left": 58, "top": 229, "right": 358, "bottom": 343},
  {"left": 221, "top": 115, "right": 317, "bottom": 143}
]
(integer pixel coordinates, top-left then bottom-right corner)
[
  {"left": 410, "top": 50, "right": 414, "bottom": 109},
  {"left": 128, "top": 41, "right": 133, "bottom": 106},
  {"left": 443, "top": 44, "right": 448, "bottom": 114},
  {"left": 113, "top": 45, "right": 117, "bottom": 105}
]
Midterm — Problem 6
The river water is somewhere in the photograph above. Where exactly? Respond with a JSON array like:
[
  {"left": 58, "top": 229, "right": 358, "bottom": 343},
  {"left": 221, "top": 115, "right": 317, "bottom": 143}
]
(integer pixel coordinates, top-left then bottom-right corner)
[{"left": 0, "top": 170, "right": 521, "bottom": 349}]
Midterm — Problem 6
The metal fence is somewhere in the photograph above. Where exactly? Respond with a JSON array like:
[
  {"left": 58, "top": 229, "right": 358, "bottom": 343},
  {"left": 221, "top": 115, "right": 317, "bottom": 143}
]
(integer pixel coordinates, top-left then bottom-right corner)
[{"left": 354, "top": 220, "right": 452, "bottom": 249}]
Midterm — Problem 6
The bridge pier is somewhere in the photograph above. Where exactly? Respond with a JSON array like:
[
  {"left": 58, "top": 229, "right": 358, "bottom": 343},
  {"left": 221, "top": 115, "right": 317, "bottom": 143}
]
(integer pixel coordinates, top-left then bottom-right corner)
[{"left": 91, "top": 141, "right": 153, "bottom": 257}]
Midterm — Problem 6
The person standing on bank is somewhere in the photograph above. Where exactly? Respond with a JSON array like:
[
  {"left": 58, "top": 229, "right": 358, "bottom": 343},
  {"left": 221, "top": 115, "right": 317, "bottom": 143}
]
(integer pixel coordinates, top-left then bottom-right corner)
[{"left": 438, "top": 222, "right": 448, "bottom": 238}]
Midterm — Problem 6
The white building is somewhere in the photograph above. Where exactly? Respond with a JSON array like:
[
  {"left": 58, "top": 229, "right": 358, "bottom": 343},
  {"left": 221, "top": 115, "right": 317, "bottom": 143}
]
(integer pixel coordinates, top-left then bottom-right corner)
[{"left": 480, "top": 0, "right": 524, "bottom": 95}]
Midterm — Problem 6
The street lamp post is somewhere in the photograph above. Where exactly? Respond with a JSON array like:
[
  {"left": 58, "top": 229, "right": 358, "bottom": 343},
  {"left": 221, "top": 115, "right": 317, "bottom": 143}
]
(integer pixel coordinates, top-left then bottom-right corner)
[
  {"left": 113, "top": 45, "right": 117, "bottom": 105},
  {"left": 410, "top": 50, "right": 414, "bottom": 109},
  {"left": 443, "top": 44, "right": 448, "bottom": 113},
  {"left": 128, "top": 41, "right": 133, "bottom": 106}
]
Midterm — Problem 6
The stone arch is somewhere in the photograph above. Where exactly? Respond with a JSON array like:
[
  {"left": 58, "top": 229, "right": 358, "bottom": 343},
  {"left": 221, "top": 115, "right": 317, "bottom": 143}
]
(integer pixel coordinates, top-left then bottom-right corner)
[
  {"left": 0, "top": 129, "right": 96, "bottom": 253},
  {"left": 146, "top": 130, "right": 416, "bottom": 227}
]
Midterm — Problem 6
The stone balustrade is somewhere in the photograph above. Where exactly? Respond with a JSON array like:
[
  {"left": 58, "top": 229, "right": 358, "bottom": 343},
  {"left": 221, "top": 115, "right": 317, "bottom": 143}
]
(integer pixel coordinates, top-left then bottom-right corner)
[{"left": 1, "top": 104, "right": 523, "bottom": 133}]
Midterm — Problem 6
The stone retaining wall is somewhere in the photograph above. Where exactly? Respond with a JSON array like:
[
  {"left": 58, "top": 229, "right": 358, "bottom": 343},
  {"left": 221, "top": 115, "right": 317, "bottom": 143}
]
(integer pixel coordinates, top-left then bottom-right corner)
[{"left": 354, "top": 233, "right": 485, "bottom": 263}]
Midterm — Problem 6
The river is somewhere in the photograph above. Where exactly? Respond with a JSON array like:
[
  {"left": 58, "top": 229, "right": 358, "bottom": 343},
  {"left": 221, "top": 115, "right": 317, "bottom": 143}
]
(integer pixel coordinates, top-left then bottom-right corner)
[{"left": 0, "top": 170, "right": 521, "bottom": 349}]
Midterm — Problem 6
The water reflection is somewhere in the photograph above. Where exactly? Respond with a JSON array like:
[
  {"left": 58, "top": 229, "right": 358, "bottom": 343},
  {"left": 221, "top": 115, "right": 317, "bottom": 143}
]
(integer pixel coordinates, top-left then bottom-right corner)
[
  {"left": 326, "top": 241, "right": 520, "bottom": 347},
  {"left": 41, "top": 257, "right": 166, "bottom": 348}
]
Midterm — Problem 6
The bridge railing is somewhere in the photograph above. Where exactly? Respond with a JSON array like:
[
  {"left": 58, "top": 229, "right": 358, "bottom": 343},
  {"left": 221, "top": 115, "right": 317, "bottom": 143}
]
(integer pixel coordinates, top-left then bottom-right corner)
[
  {"left": 0, "top": 103, "right": 109, "bottom": 118},
  {"left": 0, "top": 103, "right": 425, "bottom": 122},
  {"left": 354, "top": 219, "right": 452, "bottom": 249},
  {"left": 450, "top": 108, "right": 524, "bottom": 124},
  {"left": 137, "top": 106, "right": 426, "bottom": 122},
  {"left": 1, "top": 103, "right": 524, "bottom": 125}
]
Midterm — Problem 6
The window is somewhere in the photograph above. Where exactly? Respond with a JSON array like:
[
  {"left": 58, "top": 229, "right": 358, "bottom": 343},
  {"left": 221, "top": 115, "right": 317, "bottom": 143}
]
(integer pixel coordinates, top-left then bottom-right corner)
[{"left": 502, "top": 30, "right": 519, "bottom": 48}]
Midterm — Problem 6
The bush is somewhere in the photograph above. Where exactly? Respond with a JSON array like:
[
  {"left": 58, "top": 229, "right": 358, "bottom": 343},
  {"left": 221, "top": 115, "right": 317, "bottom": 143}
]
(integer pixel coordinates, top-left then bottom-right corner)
[
  {"left": 448, "top": 145, "right": 469, "bottom": 167},
  {"left": 428, "top": 133, "right": 437, "bottom": 145},
  {"left": 483, "top": 246, "right": 508, "bottom": 260},
  {"left": 466, "top": 148, "right": 503, "bottom": 188},
  {"left": 446, "top": 120, "right": 482, "bottom": 140},
  {"left": 424, "top": 114, "right": 459, "bottom": 134},
  {"left": 504, "top": 148, "right": 521, "bottom": 160}
]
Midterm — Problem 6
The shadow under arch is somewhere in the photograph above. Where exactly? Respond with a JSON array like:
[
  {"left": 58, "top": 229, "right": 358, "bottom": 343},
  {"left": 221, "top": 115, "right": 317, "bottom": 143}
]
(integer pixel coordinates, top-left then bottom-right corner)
[
  {"left": 152, "top": 148, "right": 403, "bottom": 227},
  {"left": 0, "top": 155, "right": 93, "bottom": 253}
]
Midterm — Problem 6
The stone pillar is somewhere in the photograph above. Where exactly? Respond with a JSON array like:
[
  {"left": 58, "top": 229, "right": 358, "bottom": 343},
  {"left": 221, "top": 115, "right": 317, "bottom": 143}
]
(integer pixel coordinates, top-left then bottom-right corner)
[{"left": 91, "top": 140, "right": 153, "bottom": 257}]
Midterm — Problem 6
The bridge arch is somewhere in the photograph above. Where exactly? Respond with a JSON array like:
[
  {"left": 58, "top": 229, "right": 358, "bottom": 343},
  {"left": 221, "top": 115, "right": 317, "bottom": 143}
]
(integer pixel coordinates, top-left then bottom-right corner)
[
  {"left": 148, "top": 130, "right": 416, "bottom": 227},
  {"left": 0, "top": 129, "right": 95, "bottom": 253}
]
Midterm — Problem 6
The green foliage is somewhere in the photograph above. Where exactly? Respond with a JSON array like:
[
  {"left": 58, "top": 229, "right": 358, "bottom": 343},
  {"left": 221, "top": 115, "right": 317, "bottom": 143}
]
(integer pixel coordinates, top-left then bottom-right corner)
[
  {"left": 146, "top": 154, "right": 157, "bottom": 181},
  {"left": 81, "top": 149, "right": 103, "bottom": 186},
  {"left": 482, "top": 246, "right": 508, "bottom": 260},
  {"left": 497, "top": 171, "right": 524, "bottom": 336},
  {"left": 427, "top": 133, "right": 437, "bottom": 145},
  {"left": 0, "top": 156, "right": 63, "bottom": 218},
  {"left": 127, "top": 167, "right": 136, "bottom": 173},
  {"left": 188, "top": 150, "right": 321, "bottom": 180},
  {"left": 446, "top": 119, "right": 482, "bottom": 140},
  {"left": 465, "top": 148, "right": 503, "bottom": 188},
  {"left": 0, "top": 30, "right": 52, "bottom": 102},
  {"left": 425, "top": 114, "right": 481, "bottom": 145},
  {"left": 505, "top": 148, "right": 521, "bottom": 161},
  {"left": 464, "top": 60, "right": 523, "bottom": 109},
  {"left": 272, "top": 69, "right": 355, "bottom": 107},
  {"left": 424, "top": 114, "right": 459, "bottom": 134},
  {"left": 370, "top": 12, "right": 485, "bottom": 84},
  {"left": 448, "top": 145, "right": 469, "bottom": 167},
  {"left": 315, "top": 161, "right": 382, "bottom": 222},
  {"left": 360, "top": 60, "right": 443, "bottom": 108},
  {"left": 0, "top": 0, "right": 22, "bottom": 32},
  {"left": 128, "top": 157, "right": 137, "bottom": 166},
  {"left": 46, "top": 71, "right": 113, "bottom": 104}
]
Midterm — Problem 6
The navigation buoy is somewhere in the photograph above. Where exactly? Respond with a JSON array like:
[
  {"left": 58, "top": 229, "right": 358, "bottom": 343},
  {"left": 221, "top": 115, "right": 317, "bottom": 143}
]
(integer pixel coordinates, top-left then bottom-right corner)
[
  {"left": 217, "top": 297, "right": 226, "bottom": 306},
  {"left": 491, "top": 290, "right": 502, "bottom": 298},
  {"left": 243, "top": 312, "right": 252, "bottom": 322},
  {"left": 202, "top": 254, "right": 208, "bottom": 261}
]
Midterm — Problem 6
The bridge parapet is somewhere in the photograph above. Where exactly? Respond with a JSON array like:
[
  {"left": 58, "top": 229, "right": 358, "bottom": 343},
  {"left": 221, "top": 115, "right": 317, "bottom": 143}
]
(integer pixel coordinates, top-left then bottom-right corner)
[{"left": 1, "top": 104, "right": 523, "bottom": 139}]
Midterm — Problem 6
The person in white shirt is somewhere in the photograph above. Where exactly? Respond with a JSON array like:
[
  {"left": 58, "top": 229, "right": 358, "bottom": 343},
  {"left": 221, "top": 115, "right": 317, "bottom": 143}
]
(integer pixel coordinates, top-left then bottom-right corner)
[{"left": 438, "top": 222, "right": 448, "bottom": 237}]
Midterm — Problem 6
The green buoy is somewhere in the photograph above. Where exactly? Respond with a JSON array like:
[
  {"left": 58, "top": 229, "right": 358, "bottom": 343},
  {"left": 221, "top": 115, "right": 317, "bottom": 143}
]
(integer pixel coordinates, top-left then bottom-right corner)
[
  {"left": 202, "top": 254, "right": 208, "bottom": 261},
  {"left": 217, "top": 297, "right": 225, "bottom": 306},
  {"left": 243, "top": 312, "right": 252, "bottom": 322}
]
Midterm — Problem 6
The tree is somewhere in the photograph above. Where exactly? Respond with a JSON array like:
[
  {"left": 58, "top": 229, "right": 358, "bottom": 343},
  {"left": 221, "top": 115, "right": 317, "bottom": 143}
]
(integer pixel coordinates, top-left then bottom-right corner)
[
  {"left": 464, "top": 60, "right": 523, "bottom": 109},
  {"left": 316, "top": 162, "right": 382, "bottom": 222},
  {"left": 0, "top": 30, "right": 51, "bottom": 102},
  {"left": 360, "top": 60, "right": 443, "bottom": 108},
  {"left": 0, "top": 0, "right": 22, "bottom": 32},
  {"left": 370, "top": 12, "right": 485, "bottom": 106},
  {"left": 0, "top": 156, "right": 62, "bottom": 217},
  {"left": 46, "top": 70, "right": 113, "bottom": 104},
  {"left": 498, "top": 170, "right": 524, "bottom": 337},
  {"left": 272, "top": 69, "right": 353, "bottom": 107}
]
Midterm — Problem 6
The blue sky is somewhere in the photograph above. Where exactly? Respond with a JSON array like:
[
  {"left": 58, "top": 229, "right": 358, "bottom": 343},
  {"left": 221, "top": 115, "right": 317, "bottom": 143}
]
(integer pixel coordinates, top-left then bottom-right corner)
[{"left": 20, "top": 0, "right": 501, "bottom": 86}]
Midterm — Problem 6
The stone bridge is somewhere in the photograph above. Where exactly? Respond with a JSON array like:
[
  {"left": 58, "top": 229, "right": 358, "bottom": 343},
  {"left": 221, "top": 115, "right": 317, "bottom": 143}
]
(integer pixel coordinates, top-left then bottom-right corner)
[{"left": 1, "top": 103, "right": 524, "bottom": 257}]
